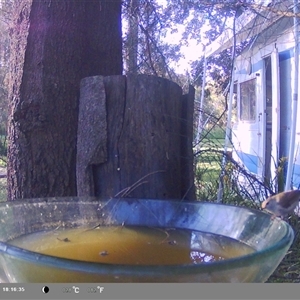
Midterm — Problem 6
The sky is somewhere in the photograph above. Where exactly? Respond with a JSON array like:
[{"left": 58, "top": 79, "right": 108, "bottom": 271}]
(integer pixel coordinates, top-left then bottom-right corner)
[
  {"left": 161, "top": 17, "right": 209, "bottom": 75},
  {"left": 167, "top": 29, "right": 205, "bottom": 74},
  {"left": 154, "top": 0, "right": 207, "bottom": 74}
]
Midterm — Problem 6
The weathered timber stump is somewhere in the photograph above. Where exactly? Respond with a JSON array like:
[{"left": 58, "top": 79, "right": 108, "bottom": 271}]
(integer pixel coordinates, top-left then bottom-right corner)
[{"left": 77, "top": 74, "right": 195, "bottom": 200}]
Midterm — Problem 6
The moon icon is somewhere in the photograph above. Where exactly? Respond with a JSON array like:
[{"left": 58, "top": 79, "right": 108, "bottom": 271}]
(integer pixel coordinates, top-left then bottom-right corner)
[{"left": 42, "top": 286, "right": 49, "bottom": 294}]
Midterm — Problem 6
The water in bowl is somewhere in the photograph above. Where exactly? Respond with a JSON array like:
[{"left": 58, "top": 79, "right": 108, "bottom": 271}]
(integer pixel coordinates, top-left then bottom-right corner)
[{"left": 8, "top": 225, "right": 254, "bottom": 265}]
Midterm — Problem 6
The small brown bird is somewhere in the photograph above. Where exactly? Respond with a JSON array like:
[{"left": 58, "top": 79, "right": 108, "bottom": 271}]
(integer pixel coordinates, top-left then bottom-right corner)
[{"left": 261, "top": 190, "right": 300, "bottom": 218}]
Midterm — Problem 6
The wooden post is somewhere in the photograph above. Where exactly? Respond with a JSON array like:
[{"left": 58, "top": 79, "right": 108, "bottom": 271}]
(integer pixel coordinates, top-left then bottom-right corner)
[{"left": 77, "top": 74, "right": 195, "bottom": 200}]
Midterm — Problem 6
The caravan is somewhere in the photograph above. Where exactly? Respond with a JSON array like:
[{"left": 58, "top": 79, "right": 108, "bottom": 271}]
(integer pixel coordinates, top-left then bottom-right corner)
[{"left": 206, "top": 0, "right": 300, "bottom": 195}]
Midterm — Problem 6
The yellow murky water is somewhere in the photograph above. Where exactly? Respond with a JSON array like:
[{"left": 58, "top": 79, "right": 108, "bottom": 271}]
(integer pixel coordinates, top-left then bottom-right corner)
[{"left": 8, "top": 225, "right": 254, "bottom": 265}]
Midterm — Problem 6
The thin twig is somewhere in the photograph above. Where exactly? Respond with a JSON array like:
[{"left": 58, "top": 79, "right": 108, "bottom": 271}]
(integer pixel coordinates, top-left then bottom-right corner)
[
  {"left": 114, "top": 170, "right": 165, "bottom": 198},
  {"left": 114, "top": 180, "right": 148, "bottom": 198}
]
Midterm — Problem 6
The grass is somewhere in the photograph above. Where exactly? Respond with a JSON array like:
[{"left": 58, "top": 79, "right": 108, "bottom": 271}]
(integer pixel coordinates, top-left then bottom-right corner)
[{"left": 195, "top": 151, "right": 222, "bottom": 201}]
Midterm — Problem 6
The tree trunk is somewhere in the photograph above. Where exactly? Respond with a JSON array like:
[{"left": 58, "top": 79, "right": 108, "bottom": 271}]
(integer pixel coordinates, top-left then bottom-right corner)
[
  {"left": 7, "top": 0, "right": 122, "bottom": 200},
  {"left": 77, "top": 74, "right": 196, "bottom": 200},
  {"left": 126, "top": 0, "right": 139, "bottom": 74}
]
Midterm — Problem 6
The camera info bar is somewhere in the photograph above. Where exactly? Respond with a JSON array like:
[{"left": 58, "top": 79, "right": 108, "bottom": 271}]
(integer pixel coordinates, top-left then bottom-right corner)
[{"left": 0, "top": 283, "right": 299, "bottom": 300}]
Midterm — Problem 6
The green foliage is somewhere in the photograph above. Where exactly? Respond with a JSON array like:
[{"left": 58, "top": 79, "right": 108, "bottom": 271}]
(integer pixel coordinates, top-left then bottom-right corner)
[
  {"left": 122, "top": 0, "right": 256, "bottom": 88},
  {"left": 0, "top": 0, "right": 11, "bottom": 138},
  {"left": 122, "top": 0, "right": 182, "bottom": 80},
  {"left": 0, "top": 125, "right": 7, "bottom": 165},
  {"left": 0, "top": 177, "right": 7, "bottom": 202},
  {"left": 0, "top": 127, "right": 7, "bottom": 202},
  {"left": 0, "top": 126, "right": 6, "bottom": 203},
  {"left": 195, "top": 148, "right": 260, "bottom": 209}
]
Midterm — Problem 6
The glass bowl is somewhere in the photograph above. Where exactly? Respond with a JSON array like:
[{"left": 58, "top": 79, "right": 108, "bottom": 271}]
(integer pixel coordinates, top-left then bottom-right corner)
[{"left": 0, "top": 197, "right": 294, "bottom": 282}]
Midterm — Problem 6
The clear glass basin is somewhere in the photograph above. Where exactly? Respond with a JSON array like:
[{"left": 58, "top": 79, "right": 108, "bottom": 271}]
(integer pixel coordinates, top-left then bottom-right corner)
[{"left": 0, "top": 197, "right": 294, "bottom": 282}]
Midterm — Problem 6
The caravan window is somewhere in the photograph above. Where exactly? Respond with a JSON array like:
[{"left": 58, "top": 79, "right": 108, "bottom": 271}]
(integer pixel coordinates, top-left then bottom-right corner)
[{"left": 240, "top": 79, "right": 256, "bottom": 121}]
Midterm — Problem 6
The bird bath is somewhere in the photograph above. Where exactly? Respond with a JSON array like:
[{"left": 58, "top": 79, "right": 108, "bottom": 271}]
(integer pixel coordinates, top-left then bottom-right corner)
[{"left": 0, "top": 197, "right": 294, "bottom": 282}]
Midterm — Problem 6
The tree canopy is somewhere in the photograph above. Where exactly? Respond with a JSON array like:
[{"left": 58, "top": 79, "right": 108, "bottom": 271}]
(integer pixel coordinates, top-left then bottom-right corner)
[
  {"left": 0, "top": 0, "right": 294, "bottom": 153},
  {"left": 122, "top": 0, "right": 257, "bottom": 87}
]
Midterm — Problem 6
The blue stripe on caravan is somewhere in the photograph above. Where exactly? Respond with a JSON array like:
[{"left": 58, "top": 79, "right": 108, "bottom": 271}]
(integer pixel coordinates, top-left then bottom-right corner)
[
  {"left": 236, "top": 151, "right": 258, "bottom": 174},
  {"left": 251, "top": 60, "right": 263, "bottom": 73},
  {"left": 235, "top": 60, "right": 263, "bottom": 75},
  {"left": 292, "top": 163, "right": 300, "bottom": 189},
  {"left": 236, "top": 49, "right": 294, "bottom": 75},
  {"left": 279, "top": 49, "right": 293, "bottom": 62}
]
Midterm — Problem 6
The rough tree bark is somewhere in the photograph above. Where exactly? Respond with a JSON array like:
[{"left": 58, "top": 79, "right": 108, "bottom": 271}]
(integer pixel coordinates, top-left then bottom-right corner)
[
  {"left": 77, "top": 76, "right": 107, "bottom": 197},
  {"left": 7, "top": 0, "right": 122, "bottom": 200}
]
